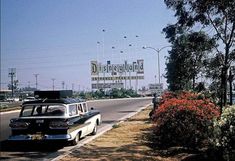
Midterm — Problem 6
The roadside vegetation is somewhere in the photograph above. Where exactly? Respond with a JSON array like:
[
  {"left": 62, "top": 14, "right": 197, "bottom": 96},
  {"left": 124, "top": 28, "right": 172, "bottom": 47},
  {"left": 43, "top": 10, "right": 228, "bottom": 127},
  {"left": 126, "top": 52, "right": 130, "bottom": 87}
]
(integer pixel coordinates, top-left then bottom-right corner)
[
  {"left": 0, "top": 102, "right": 21, "bottom": 112},
  {"left": 73, "top": 88, "right": 140, "bottom": 100},
  {"left": 150, "top": 91, "right": 235, "bottom": 160},
  {"left": 157, "top": 1, "right": 235, "bottom": 159},
  {"left": 158, "top": 0, "right": 235, "bottom": 160},
  {"left": 151, "top": 91, "right": 220, "bottom": 149},
  {"left": 163, "top": 0, "right": 235, "bottom": 109}
]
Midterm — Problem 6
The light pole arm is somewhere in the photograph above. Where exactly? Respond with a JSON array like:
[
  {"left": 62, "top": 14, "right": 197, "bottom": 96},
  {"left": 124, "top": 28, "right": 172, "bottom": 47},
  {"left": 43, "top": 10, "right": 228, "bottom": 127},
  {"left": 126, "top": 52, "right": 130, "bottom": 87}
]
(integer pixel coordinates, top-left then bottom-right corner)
[
  {"left": 158, "top": 45, "right": 172, "bottom": 52},
  {"left": 143, "top": 45, "right": 171, "bottom": 84}
]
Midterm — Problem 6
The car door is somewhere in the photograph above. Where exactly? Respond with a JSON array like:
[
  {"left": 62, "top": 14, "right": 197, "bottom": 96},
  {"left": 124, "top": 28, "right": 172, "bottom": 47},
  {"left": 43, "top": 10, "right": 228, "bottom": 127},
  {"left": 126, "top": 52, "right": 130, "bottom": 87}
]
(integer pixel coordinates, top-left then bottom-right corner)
[{"left": 82, "top": 103, "right": 93, "bottom": 135}]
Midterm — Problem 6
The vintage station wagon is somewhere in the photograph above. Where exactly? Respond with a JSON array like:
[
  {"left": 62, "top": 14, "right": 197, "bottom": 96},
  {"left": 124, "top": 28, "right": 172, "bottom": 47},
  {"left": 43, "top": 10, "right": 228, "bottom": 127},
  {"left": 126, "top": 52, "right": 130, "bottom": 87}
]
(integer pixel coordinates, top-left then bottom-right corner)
[{"left": 8, "top": 90, "right": 101, "bottom": 145}]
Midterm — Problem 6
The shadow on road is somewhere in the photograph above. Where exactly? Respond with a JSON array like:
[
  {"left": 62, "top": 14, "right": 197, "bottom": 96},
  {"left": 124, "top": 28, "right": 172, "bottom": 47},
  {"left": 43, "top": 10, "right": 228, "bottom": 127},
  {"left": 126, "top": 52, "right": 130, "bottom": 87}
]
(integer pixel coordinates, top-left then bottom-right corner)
[
  {"left": 101, "top": 120, "right": 117, "bottom": 124},
  {"left": 118, "top": 110, "right": 137, "bottom": 113},
  {"left": 0, "top": 140, "right": 65, "bottom": 152}
]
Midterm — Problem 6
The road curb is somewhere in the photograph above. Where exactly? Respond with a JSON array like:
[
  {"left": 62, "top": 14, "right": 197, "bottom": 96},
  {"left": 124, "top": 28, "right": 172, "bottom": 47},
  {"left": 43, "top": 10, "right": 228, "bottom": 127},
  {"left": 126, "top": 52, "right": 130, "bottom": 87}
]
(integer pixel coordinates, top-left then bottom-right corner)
[{"left": 49, "top": 103, "right": 152, "bottom": 161}]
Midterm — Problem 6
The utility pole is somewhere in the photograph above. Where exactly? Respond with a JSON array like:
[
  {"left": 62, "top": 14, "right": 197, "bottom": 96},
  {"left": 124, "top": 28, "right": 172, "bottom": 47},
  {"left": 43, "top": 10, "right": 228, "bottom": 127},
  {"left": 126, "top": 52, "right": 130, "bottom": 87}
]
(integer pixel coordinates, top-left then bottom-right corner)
[
  {"left": 34, "top": 74, "right": 39, "bottom": 90},
  {"left": 8, "top": 68, "right": 16, "bottom": 98},
  {"left": 52, "top": 78, "right": 55, "bottom": 91},
  {"left": 72, "top": 83, "right": 74, "bottom": 91},
  {"left": 11, "top": 74, "right": 14, "bottom": 97},
  {"left": 28, "top": 81, "right": 30, "bottom": 88},
  {"left": 62, "top": 81, "right": 65, "bottom": 89}
]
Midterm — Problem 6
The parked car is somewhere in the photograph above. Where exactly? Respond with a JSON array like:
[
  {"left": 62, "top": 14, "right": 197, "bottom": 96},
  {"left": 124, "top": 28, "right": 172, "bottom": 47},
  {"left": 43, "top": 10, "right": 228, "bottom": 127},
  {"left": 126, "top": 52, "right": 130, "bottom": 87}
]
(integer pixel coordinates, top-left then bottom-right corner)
[
  {"left": 8, "top": 90, "right": 101, "bottom": 145},
  {"left": 6, "top": 97, "right": 20, "bottom": 102},
  {"left": 22, "top": 96, "right": 35, "bottom": 102}
]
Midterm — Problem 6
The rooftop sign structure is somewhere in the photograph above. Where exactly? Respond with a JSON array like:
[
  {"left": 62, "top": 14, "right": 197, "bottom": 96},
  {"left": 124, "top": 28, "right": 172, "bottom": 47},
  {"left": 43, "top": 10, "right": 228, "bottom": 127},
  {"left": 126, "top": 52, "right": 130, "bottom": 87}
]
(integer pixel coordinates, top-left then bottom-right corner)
[
  {"left": 91, "top": 60, "right": 144, "bottom": 75},
  {"left": 91, "top": 60, "right": 144, "bottom": 89}
]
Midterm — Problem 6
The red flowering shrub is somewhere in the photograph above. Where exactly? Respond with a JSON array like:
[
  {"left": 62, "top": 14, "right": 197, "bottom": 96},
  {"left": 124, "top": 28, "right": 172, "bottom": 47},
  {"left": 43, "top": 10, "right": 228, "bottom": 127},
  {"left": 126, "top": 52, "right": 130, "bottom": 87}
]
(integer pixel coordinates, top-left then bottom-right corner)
[
  {"left": 159, "top": 91, "right": 200, "bottom": 106},
  {"left": 152, "top": 91, "right": 220, "bottom": 149}
]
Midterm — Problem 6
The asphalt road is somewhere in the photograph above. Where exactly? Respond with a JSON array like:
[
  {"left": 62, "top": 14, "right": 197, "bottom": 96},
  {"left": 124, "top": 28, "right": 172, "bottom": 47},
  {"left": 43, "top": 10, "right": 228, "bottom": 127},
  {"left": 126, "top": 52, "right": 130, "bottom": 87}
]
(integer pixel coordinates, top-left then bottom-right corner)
[{"left": 0, "top": 97, "right": 151, "bottom": 161}]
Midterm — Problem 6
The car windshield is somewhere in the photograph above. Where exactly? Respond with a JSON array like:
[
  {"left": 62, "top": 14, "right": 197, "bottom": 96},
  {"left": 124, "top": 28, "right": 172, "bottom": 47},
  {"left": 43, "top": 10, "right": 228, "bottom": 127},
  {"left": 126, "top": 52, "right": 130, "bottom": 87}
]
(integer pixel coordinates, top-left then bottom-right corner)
[{"left": 21, "top": 104, "right": 66, "bottom": 117}]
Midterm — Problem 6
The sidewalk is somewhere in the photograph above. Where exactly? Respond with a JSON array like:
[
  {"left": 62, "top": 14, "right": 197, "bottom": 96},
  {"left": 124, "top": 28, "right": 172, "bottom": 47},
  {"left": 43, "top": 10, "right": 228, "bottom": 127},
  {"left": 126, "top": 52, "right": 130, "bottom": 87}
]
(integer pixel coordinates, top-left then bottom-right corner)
[{"left": 58, "top": 107, "right": 184, "bottom": 161}]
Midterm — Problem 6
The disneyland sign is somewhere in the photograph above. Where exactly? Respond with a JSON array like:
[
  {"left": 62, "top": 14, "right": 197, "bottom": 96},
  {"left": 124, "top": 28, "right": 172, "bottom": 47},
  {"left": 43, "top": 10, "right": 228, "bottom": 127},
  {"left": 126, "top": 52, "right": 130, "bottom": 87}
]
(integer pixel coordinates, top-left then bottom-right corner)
[{"left": 91, "top": 60, "right": 144, "bottom": 75}]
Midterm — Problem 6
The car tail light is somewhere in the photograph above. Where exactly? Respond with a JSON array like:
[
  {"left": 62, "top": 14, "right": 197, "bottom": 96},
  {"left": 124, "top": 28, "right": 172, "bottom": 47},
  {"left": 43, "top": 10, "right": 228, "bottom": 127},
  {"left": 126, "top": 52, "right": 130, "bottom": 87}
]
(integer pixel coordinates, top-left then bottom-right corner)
[
  {"left": 49, "top": 121, "right": 68, "bottom": 129},
  {"left": 9, "top": 120, "right": 29, "bottom": 129}
]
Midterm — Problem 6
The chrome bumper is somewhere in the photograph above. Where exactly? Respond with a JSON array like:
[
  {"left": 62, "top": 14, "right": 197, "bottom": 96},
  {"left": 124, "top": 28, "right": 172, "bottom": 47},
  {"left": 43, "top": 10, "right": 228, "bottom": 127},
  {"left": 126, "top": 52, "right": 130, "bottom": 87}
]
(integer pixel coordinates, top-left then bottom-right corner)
[{"left": 8, "top": 134, "right": 71, "bottom": 141}]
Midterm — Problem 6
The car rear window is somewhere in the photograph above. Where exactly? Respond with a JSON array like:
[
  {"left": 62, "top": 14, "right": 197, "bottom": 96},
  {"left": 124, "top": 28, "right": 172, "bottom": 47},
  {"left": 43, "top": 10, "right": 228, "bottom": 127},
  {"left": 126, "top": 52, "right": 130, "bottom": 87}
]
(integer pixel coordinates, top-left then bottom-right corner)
[{"left": 21, "top": 105, "right": 66, "bottom": 117}]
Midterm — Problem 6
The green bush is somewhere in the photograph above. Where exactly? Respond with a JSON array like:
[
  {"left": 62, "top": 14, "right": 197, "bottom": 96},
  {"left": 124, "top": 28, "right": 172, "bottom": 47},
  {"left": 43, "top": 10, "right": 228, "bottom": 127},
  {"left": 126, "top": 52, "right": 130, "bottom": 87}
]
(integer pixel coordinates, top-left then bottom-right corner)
[
  {"left": 0, "top": 104, "right": 9, "bottom": 110},
  {"left": 211, "top": 105, "right": 235, "bottom": 152}
]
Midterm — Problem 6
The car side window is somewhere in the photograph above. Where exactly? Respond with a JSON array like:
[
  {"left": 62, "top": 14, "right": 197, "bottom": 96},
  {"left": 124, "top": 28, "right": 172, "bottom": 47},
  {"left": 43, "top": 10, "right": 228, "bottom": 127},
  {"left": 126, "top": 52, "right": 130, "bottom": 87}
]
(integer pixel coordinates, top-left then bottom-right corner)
[
  {"left": 69, "top": 104, "right": 77, "bottom": 116},
  {"left": 21, "top": 106, "right": 33, "bottom": 117},
  {"left": 77, "top": 104, "right": 83, "bottom": 112},
  {"left": 47, "top": 105, "right": 65, "bottom": 116},
  {"left": 83, "top": 103, "right": 88, "bottom": 112},
  {"left": 33, "top": 106, "right": 46, "bottom": 115}
]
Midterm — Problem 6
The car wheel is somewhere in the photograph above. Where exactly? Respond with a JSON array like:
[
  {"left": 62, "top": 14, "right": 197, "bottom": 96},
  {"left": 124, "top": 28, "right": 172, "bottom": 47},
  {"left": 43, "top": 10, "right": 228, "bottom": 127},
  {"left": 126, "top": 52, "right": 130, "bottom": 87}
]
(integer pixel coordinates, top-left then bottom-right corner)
[
  {"left": 91, "top": 125, "right": 97, "bottom": 135},
  {"left": 71, "top": 133, "right": 80, "bottom": 145}
]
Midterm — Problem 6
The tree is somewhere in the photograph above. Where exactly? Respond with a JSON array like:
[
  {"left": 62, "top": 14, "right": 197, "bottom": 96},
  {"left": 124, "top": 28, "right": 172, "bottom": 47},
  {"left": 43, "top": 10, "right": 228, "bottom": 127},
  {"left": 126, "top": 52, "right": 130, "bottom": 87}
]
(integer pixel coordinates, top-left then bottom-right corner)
[
  {"left": 8, "top": 80, "right": 19, "bottom": 91},
  {"left": 21, "top": 86, "right": 37, "bottom": 92},
  {"left": 165, "top": 31, "right": 215, "bottom": 91},
  {"left": 204, "top": 53, "right": 224, "bottom": 103},
  {"left": 8, "top": 80, "right": 19, "bottom": 97},
  {"left": 110, "top": 88, "right": 123, "bottom": 98},
  {"left": 166, "top": 37, "right": 192, "bottom": 91},
  {"left": 93, "top": 89, "right": 105, "bottom": 99},
  {"left": 163, "top": 0, "right": 235, "bottom": 107},
  {"left": 195, "top": 82, "right": 206, "bottom": 92}
]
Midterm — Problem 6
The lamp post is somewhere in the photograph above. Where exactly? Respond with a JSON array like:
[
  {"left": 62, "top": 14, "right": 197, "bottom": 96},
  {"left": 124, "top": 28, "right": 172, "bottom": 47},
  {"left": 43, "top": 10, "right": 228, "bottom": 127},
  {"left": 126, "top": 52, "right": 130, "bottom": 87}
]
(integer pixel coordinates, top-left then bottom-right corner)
[
  {"left": 143, "top": 45, "right": 171, "bottom": 84},
  {"left": 102, "top": 29, "right": 106, "bottom": 91},
  {"left": 120, "top": 50, "right": 127, "bottom": 89},
  {"left": 96, "top": 41, "right": 101, "bottom": 90}
]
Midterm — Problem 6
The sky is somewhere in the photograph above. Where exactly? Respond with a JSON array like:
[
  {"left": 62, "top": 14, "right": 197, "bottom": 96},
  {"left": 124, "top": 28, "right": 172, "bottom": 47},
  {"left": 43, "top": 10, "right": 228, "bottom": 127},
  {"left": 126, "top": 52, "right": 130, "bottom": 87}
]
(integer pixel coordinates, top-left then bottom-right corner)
[{"left": 1, "top": 0, "right": 176, "bottom": 91}]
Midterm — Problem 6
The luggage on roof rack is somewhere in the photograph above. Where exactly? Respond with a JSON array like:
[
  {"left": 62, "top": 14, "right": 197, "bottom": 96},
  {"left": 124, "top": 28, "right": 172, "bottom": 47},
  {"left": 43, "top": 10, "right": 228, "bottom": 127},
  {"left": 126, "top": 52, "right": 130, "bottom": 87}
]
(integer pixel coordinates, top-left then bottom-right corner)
[{"left": 34, "top": 90, "right": 73, "bottom": 99}]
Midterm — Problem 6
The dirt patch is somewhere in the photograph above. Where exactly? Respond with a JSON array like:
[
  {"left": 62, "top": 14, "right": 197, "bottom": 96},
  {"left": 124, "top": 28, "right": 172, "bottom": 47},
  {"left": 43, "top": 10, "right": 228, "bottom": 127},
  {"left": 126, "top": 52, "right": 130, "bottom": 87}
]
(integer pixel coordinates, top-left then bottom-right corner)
[{"left": 59, "top": 107, "right": 189, "bottom": 161}]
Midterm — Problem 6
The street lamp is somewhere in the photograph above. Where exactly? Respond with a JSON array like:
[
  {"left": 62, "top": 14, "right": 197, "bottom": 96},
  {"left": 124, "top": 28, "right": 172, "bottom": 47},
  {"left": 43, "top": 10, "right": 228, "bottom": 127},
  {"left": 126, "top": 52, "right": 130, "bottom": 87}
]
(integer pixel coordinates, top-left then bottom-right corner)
[
  {"left": 143, "top": 45, "right": 171, "bottom": 84},
  {"left": 120, "top": 50, "right": 127, "bottom": 89}
]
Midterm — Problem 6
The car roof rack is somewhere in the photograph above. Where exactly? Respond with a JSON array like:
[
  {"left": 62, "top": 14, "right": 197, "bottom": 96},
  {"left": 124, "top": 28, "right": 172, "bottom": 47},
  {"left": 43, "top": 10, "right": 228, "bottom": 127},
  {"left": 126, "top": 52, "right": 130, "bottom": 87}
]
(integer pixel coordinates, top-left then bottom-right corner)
[
  {"left": 34, "top": 90, "right": 73, "bottom": 99},
  {"left": 22, "top": 98, "right": 84, "bottom": 105}
]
